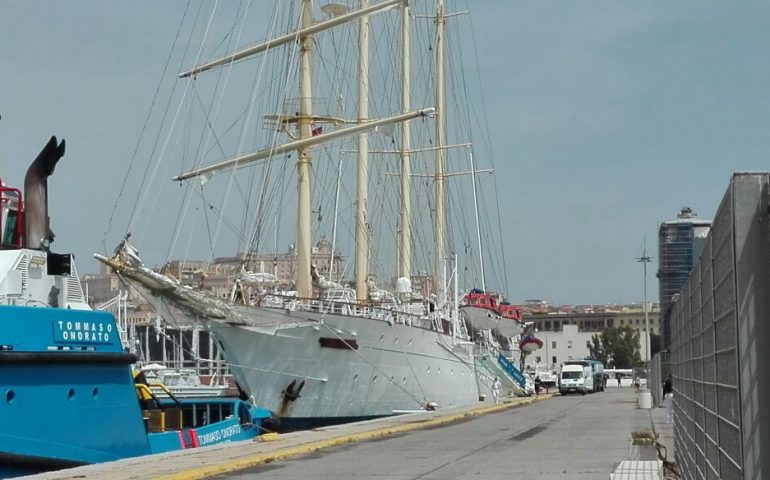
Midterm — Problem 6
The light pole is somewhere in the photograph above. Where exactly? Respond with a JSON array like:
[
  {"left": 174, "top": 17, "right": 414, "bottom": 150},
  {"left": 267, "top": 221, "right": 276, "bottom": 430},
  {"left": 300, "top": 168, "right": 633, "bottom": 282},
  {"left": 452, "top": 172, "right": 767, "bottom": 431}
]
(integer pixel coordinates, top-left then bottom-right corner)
[{"left": 637, "top": 240, "right": 652, "bottom": 367}]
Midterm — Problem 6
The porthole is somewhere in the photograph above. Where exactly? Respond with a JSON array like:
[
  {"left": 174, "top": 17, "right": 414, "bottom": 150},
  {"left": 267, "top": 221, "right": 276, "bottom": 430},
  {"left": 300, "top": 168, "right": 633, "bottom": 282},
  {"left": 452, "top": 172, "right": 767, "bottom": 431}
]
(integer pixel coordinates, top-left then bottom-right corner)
[
  {"left": 379, "top": 335, "right": 385, "bottom": 343},
  {"left": 408, "top": 338, "right": 413, "bottom": 345},
  {"left": 372, "top": 375, "right": 378, "bottom": 383},
  {"left": 353, "top": 373, "right": 359, "bottom": 382},
  {"left": 92, "top": 387, "right": 99, "bottom": 400},
  {"left": 402, "top": 377, "right": 407, "bottom": 384},
  {"left": 68, "top": 388, "right": 75, "bottom": 401},
  {"left": 5, "top": 390, "right": 15, "bottom": 404},
  {"left": 437, "top": 367, "right": 441, "bottom": 375},
  {"left": 395, "top": 336, "right": 399, "bottom": 343},
  {"left": 427, "top": 366, "right": 431, "bottom": 373}
]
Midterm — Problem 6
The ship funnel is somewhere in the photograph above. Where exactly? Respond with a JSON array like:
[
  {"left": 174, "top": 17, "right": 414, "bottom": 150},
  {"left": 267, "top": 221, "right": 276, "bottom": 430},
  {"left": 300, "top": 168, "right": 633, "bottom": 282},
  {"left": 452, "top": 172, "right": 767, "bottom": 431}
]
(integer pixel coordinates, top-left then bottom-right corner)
[{"left": 24, "top": 136, "right": 66, "bottom": 250}]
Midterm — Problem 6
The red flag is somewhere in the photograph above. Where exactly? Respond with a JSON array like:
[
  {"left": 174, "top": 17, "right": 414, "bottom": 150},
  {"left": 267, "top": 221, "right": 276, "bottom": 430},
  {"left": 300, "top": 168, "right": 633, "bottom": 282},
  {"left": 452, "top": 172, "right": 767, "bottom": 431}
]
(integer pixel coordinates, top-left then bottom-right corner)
[{"left": 312, "top": 126, "right": 323, "bottom": 136}]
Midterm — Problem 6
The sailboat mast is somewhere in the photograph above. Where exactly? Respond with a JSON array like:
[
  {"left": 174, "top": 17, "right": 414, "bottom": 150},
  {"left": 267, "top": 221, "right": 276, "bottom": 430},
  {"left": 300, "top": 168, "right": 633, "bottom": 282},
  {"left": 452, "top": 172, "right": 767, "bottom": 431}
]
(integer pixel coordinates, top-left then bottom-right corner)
[
  {"left": 329, "top": 156, "right": 343, "bottom": 282},
  {"left": 398, "top": 1, "right": 412, "bottom": 281},
  {"left": 433, "top": 0, "right": 447, "bottom": 309},
  {"left": 469, "top": 148, "right": 486, "bottom": 292},
  {"left": 355, "top": 0, "right": 371, "bottom": 302},
  {"left": 296, "top": 0, "right": 315, "bottom": 299}
]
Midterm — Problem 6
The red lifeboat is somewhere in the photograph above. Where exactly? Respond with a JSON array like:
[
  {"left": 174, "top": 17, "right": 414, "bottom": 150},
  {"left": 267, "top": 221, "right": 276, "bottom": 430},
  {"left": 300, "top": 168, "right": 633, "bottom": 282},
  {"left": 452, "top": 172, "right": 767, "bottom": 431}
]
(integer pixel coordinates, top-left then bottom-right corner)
[
  {"left": 497, "top": 302, "right": 522, "bottom": 321},
  {"left": 462, "top": 289, "right": 499, "bottom": 311}
]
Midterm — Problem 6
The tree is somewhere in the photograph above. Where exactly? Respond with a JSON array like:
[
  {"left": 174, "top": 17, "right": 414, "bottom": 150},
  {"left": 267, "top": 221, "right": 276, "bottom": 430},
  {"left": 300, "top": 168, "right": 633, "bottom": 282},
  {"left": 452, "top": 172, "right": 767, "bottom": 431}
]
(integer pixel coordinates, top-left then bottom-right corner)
[
  {"left": 587, "top": 326, "right": 642, "bottom": 368},
  {"left": 587, "top": 334, "right": 608, "bottom": 365},
  {"left": 650, "top": 332, "right": 662, "bottom": 358}
]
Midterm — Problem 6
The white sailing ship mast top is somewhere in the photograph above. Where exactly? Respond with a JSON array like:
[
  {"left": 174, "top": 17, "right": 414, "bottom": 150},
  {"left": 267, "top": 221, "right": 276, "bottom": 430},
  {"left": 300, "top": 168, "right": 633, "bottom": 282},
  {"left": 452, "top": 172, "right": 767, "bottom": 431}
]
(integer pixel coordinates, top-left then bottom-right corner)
[
  {"left": 355, "top": 0, "right": 371, "bottom": 302},
  {"left": 398, "top": 1, "right": 412, "bottom": 284},
  {"left": 433, "top": 0, "right": 447, "bottom": 310},
  {"left": 172, "top": 0, "right": 435, "bottom": 301}
]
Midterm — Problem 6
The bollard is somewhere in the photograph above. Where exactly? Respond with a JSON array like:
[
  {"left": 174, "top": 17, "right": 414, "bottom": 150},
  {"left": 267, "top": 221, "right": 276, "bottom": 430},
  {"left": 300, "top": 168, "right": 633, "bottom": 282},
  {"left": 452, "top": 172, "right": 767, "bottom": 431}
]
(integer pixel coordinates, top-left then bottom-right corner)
[{"left": 638, "top": 388, "right": 652, "bottom": 409}]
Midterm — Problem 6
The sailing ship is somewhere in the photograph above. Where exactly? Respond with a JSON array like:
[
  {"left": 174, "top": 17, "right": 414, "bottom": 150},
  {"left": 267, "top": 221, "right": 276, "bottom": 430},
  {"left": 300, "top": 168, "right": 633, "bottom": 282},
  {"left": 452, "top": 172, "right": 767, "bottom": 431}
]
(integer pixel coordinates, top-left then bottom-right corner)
[{"left": 98, "top": 0, "right": 523, "bottom": 429}]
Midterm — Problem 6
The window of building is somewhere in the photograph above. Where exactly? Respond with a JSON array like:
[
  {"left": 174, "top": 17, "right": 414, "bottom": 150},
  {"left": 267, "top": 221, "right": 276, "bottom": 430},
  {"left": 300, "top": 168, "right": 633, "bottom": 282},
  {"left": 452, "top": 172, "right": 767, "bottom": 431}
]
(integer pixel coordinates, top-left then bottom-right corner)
[
  {"left": 620, "top": 319, "right": 624, "bottom": 326},
  {"left": 536, "top": 356, "right": 541, "bottom": 363},
  {"left": 552, "top": 341, "right": 557, "bottom": 349},
  {"left": 545, "top": 321, "right": 551, "bottom": 330},
  {"left": 552, "top": 356, "right": 557, "bottom": 365},
  {"left": 568, "top": 341, "right": 573, "bottom": 349},
  {"left": 608, "top": 319, "right": 614, "bottom": 327}
]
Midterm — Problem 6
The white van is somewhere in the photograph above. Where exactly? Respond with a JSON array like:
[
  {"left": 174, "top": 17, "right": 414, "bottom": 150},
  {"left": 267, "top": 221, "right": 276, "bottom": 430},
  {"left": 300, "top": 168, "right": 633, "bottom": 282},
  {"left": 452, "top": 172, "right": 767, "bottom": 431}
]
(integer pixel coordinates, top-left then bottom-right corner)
[{"left": 559, "top": 364, "right": 590, "bottom": 395}]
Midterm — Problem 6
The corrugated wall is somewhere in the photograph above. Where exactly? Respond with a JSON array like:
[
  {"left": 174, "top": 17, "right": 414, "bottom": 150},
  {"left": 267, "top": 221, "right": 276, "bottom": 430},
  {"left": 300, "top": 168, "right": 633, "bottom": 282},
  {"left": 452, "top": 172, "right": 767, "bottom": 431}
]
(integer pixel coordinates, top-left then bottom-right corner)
[{"left": 669, "top": 174, "right": 770, "bottom": 480}]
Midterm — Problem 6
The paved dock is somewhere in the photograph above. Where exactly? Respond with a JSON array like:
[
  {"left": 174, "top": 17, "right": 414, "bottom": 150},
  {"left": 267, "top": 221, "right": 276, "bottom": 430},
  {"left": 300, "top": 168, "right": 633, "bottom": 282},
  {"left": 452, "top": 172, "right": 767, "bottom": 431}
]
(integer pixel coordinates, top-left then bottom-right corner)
[{"left": 20, "top": 389, "right": 675, "bottom": 480}]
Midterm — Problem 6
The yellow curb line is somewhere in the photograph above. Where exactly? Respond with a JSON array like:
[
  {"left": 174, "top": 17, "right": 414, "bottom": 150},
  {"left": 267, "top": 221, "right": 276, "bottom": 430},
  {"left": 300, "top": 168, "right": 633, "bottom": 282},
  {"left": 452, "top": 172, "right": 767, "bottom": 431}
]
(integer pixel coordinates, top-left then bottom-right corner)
[{"left": 155, "top": 394, "right": 554, "bottom": 480}]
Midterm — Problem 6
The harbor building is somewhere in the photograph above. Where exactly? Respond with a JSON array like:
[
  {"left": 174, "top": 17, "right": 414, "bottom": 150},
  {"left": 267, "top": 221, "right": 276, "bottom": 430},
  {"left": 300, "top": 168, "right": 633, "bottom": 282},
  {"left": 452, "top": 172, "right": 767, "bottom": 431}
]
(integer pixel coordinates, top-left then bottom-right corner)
[
  {"left": 523, "top": 305, "right": 660, "bottom": 335},
  {"left": 213, "top": 236, "right": 344, "bottom": 286},
  {"left": 657, "top": 207, "right": 711, "bottom": 350},
  {"left": 523, "top": 324, "right": 646, "bottom": 372},
  {"left": 523, "top": 306, "right": 658, "bottom": 371}
]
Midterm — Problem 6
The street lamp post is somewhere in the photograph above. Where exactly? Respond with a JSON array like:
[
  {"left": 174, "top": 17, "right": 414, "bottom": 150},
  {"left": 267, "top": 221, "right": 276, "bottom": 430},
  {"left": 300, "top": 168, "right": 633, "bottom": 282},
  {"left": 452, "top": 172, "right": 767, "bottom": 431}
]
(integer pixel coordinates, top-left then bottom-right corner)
[{"left": 637, "top": 240, "right": 652, "bottom": 366}]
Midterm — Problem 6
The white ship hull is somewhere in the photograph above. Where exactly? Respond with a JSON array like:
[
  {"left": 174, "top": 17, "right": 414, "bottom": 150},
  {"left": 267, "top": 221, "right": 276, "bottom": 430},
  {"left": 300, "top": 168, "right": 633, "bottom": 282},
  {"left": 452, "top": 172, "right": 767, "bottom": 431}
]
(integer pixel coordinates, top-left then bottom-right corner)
[{"left": 205, "top": 306, "right": 495, "bottom": 429}]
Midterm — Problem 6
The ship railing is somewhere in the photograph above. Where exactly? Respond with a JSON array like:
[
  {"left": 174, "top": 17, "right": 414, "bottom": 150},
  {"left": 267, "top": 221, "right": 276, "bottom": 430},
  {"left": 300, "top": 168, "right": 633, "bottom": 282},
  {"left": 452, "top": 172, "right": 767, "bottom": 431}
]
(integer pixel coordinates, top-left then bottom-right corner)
[
  {"left": 0, "top": 296, "right": 50, "bottom": 308},
  {"left": 260, "top": 293, "right": 436, "bottom": 331}
]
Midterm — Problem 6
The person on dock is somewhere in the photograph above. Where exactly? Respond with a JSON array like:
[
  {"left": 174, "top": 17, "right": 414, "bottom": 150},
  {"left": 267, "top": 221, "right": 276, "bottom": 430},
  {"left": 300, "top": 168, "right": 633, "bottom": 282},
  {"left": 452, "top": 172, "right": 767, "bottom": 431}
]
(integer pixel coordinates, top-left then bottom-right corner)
[
  {"left": 663, "top": 375, "right": 674, "bottom": 424},
  {"left": 662, "top": 375, "right": 673, "bottom": 396}
]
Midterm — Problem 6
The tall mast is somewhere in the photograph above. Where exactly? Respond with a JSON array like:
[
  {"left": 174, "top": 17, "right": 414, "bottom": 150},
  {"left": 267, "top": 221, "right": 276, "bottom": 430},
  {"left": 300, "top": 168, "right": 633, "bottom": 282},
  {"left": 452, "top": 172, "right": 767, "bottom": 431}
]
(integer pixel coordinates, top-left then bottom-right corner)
[
  {"left": 173, "top": 0, "right": 434, "bottom": 299},
  {"left": 398, "top": 1, "right": 412, "bottom": 282},
  {"left": 433, "top": 0, "right": 447, "bottom": 309},
  {"left": 329, "top": 156, "right": 343, "bottom": 282},
  {"left": 469, "top": 148, "right": 485, "bottom": 292},
  {"left": 296, "top": 0, "right": 315, "bottom": 299},
  {"left": 355, "top": 0, "right": 371, "bottom": 302}
]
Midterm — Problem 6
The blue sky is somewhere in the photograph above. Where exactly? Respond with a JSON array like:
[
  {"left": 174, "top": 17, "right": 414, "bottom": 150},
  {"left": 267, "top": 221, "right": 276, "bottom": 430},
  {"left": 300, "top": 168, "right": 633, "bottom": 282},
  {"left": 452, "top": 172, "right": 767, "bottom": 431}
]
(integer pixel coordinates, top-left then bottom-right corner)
[{"left": 2, "top": 1, "right": 769, "bottom": 305}]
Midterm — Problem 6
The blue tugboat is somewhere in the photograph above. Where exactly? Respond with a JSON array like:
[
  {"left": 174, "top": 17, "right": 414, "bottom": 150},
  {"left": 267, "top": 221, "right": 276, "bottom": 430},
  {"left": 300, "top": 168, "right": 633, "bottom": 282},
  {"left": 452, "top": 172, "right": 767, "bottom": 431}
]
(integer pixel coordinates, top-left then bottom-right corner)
[{"left": 0, "top": 137, "right": 272, "bottom": 478}]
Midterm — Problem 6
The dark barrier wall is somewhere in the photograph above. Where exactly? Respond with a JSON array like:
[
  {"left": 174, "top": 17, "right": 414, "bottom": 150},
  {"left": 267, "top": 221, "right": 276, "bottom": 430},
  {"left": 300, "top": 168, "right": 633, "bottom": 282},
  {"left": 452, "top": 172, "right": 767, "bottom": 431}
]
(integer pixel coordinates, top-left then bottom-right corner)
[{"left": 670, "top": 173, "right": 770, "bottom": 480}]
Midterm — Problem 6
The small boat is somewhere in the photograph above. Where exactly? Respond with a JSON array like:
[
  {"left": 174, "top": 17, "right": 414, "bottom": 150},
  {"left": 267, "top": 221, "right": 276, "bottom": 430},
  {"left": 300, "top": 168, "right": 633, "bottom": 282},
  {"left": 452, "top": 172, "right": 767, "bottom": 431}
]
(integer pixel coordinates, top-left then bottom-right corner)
[
  {"left": 495, "top": 301, "right": 524, "bottom": 338},
  {"left": 460, "top": 290, "right": 523, "bottom": 338},
  {"left": 0, "top": 137, "right": 273, "bottom": 478},
  {"left": 139, "top": 364, "right": 236, "bottom": 399}
]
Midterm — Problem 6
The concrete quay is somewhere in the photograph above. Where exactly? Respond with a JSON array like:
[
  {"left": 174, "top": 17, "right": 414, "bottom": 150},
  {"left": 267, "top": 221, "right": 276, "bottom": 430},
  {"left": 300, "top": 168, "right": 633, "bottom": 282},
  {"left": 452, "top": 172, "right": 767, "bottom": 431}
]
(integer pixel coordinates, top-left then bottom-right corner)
[{"left": 20, "top": 389, "right": 673, "bottom": 480}]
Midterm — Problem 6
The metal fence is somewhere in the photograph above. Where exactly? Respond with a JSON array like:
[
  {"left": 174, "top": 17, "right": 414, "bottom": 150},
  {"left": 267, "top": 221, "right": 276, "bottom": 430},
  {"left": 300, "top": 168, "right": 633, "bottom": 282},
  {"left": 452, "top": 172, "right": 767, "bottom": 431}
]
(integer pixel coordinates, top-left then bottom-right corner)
[
  {"left": 649, "top": 351, "right": 670, "bottom": 408},
  {"left": 669, "top": 173, "right": 770, "bottom": 480}
]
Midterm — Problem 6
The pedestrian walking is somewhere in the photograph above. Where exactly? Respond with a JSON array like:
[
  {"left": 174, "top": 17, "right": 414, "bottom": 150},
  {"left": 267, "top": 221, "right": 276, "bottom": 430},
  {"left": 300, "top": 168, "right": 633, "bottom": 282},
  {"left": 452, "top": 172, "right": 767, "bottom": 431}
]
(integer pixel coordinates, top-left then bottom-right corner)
[
  {"left": 663, "top": 375, "right": 674, "bottom": 424},
  {"left": 492, "top": 377, "right": 501, "bottom": 404}
]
